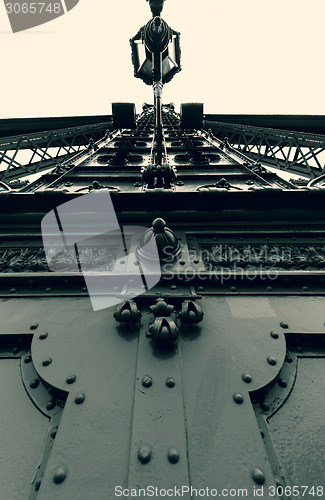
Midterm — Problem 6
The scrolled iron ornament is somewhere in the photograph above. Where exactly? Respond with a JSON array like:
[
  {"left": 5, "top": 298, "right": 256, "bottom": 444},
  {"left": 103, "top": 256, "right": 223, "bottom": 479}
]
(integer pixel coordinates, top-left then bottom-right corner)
[{"left": 146, "top": 317, "right": 179, "bottom": 345}]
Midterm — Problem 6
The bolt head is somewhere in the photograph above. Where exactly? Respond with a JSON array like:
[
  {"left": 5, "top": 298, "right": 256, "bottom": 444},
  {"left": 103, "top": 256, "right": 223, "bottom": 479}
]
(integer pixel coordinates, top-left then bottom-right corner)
[
  {"left": 233, "top": 393, "right": 244, "bottom": 404},
  {"left": 242, "top": 374, "right": 252, "bottom": 384},
  {"left": 267, "top": 356, "right": 277, "bottom": 366},
  {"left": 167, "top": 447, "right": 180, "bottom": 464},
  {"left": 42, "top": 358, "right": 52, "bottom": 367},
  {"left": 270, "top": 331, "right": 279, "bottom": 339},
  {"left": 252, "top": 467, "right": 265, "bottom": 485},
  {"left": 138, "top": 445, "right": 152, "bottom": 464},
  {"left": 75, "top": 393, "right": 86, "bottom": 405},
  {"left": 53, "top": 466, "right": 67, "bottom": 484},
  {"left": 66, "top": 375, "right": 77, "bottom": 384},
  {"left": 166, "top": 377, "right": 175, "bottom": 388},
  {"left": 142, "top": 375, "right": 152, "bottom": 388}
]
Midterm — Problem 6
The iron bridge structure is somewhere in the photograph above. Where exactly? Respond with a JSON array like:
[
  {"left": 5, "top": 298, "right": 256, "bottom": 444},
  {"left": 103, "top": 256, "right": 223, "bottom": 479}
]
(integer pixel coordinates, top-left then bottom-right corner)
[{"left": 0, "top": 1, "right": 325, "bottom": 499}]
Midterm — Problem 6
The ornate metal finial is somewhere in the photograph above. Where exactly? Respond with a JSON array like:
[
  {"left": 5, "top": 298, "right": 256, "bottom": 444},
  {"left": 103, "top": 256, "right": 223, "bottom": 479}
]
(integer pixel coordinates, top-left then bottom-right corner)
[
  {"left": 137, "top": 218, "right": 182, "bottom": 263},
  {"left": 147, "top": 0, "right": 165, "bottom": 17}
]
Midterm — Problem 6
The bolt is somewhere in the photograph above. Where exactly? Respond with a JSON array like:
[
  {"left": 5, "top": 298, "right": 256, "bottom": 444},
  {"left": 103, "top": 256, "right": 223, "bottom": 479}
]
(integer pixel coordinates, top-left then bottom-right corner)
[
  {"left": 12, "top": 347, "right": 20, "bottom": 354},
  {"left": 138, "top": 446, "right": 152, "bottom": 464},
  {"left": 30, "top": 323, "right": 39, "bottom": 330},
  {"left": 171, "top": 285, "right": 177, "bottom": 290},
  {"left": 301, "top": 286, "right": 309, "bottom": 291},
  {"left": 46, "top": 400, "right": 56, "bottom": 411},
  {"left": 266, "top": 286, "right": 273, "bottom": 292},
  {"left": 45, "top": 288, "right": 52, "bottom": 293},
  {"left": 53, "top": 466, "right": 67, "bottom": 484},
  {"left": 9, "top": 288, "right": 17, "bottom": 294},
  {"left": 66, "top": 375, "right": 77, "bottom": 384},
  {"left": 270, "top": 331, "right": 279, "bottom": 339},
  {"left": 51, "top": 427, "right": 58, "bottom": 439},
  {"left": 197, "top": 286, "right": 204, "bottom": 292},
  {"left": 233, "top": 393, "right": 244, "bottom": 404},
  {"left": 242, "top": 374, "right": 252, "bottom": 384},
  {"left": 280, "top": 322, "right": 289, "bottom": 329},
  {"left": 252, "top": 467, "right": 265, "bottom": 485},
  {"left": 24, "top": 354, "right": 32, "bottom": 364},
  {"left": 30, "top": 379, "right": 39, "bottom": 389},
  {"left": 260, "top": 401, "right": 270, "bottom": 412},
  {"left": 75, "top": 393, "right": 86, "bottom": 405},
  {"left": 230, "top": 286, "right": 237, "bottom": 292},
  {"left": 166, "top": 377, "right": 175, "bottom": 388},
  {"left": 39, "top": 333, "right": 48, "bottom": 340},
  {"left": 267, "top": 357, "right": 277, "bottom": 366},
  {"left": 142, "top": 375, "right": 152, "bottom": 388},
  {"left": 179, "top": 260, "right": 185, "bottom": 265},
  {"left": 42, "top": 358, "right": 52, "bottom": 367},
  {"left": 193, "top": 259, "right": 200, "bottom": 264},
  {"left": 277, "top": 378, "right": 287, "bottom": 388},
  {"left": 167, "top": 447, "right": 180, "bottom": 464},
  {"left": 285, "top": 354, "right": 293, "bottom": 363}
]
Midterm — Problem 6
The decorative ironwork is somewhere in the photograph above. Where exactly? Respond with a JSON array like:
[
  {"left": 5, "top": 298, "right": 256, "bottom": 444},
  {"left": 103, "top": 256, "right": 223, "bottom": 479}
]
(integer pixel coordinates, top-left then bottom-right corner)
[
  {"left": 0, "top": 247, "right": 118, "bottom": 273},
  {"left": 203, "top": 244, "right": 325, "bottom": 271}
]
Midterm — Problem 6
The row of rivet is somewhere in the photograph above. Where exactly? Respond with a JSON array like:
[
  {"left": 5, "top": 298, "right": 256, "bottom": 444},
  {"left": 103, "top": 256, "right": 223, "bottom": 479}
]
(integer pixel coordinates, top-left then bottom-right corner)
[
  {"left": 138, "top": 446, "right": 180, "bottom": 464},
  {"left": 142, "top": 376, "right": 175, "bottom": 388}
]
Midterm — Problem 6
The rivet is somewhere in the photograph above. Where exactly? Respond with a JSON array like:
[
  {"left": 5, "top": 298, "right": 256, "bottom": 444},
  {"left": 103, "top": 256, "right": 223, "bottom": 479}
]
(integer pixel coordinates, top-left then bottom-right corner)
[
  {"left": 171, "top": 285, "right": 177, "bottom": 290},
  {"left": 197, "top": 286, "right": 204, "bottom": 291},
  {"left": 242, "top": 374, "right": 252, "bottom": 384},
  {"left": 266, "top": 286, "right": 273, "bottom": 292},
  {"left": 167, "top": 447, "right": 180, "bottom": 464},
  {"left": 45, "top": 288, "right": 52, "bottom": 293},
  {"left": 53, "top": 466, "right": 67, "bottom": 484},
  {"left": 81, "top": 287, "right": 87, "bottom": 293},
  {"left": 30, "top": 379, "right": 39, "bottom": 389},
  {"left": 230, "top": 286, "right": 237, "bottom": 292},
  {"left": 46, "top": 400, "right": 56, "bottom": 411},
  {"left": 233, "top": 393, "right": 244, "bottom": 404},
  {"left": 66, "top": 375, "right": 77, "bottom": 384},
  {"left": 42, "top": 358, "right": 52, "bottom": 367},
  {"left": 267, "top": 356, "right": 277, "bottom": 366},
  {"left": 270, "top": 331, "right": 279, "bottom": 339},
  {"left": 30, "top": 323, "right": 38, "bottom": 330},
  {"left": 138, "top": 445, "right": 152, "bottom": 464},
  {"left": 179, "top": 260, "right": 185, "bottom": 265},
  {"left": 252, "top": 467, "right": 265, "bottom": 485},
  {"left": 75, "top": 393, "right": 85, "bottom": 404},
  {"left": 142, "top": 375, "right": 152, "bottom": 388},
  {"left": 193, "top": 259, "right": 200, "bottom": 264},
  {"left": 277, "top": 378, "right": 287, "bottom": 388},
  {"left": 12, "top": 347, "right": 20, "bottom": 354},
  {"left": 35, "top": 479, "right": 42, "bottom": 491},
  {"left": 51, "top": 427, "right": 58, "bottom": 439},
  {"left": 24, "top": 354, "right": 32, "bottom": 364},
  {"left": 301, "top": 286, "right": 309, "bottom": 291},
  {"left": 48, "top": 387, "right": 55, "bottom": 396},
  {"left": 166, "top": 377, "right": 175, "bottom": 388},
  {"left": 9, "top": 288, "right": 17, "bottom": 294},
  {"left": 285, "top": 355, "right": 293, "bottom": 363},
  {"left": 260, "top": 401, "right": 270, "bottom": 412},
  {"left": 280, "top": 322, "right": 288, "bottom": 329},
  {"left": 39, "top": 333, "right": 48, "bottom": 340}
]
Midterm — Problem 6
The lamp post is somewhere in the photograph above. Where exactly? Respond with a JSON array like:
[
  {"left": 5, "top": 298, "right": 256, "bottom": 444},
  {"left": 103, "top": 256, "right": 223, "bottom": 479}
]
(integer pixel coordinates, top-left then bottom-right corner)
[{"left": 130, "top": 0, "right": 181, "bottom": 171}]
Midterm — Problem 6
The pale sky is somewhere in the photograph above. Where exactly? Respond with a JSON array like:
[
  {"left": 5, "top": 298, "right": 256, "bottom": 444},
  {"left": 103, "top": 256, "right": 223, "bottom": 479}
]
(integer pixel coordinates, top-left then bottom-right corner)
[{"left": 0, "top": 0, "right": 324, "bottom": 119}]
